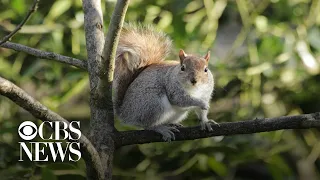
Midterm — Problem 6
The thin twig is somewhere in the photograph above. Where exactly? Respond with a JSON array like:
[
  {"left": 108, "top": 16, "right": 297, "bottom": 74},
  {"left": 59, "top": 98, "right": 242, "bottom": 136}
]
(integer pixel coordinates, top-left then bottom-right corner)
[
  {"left": 0, "top": 76, "right": 104, "bottom": 180},
  {"left": 0, "top": 42, "right": 87, "bottom": 70},
  {"left": 0, "top": 0, "right": 39, "bottom": 45},
  {"left": 115, "top": 113, "right": 320, "bottom": 147}
]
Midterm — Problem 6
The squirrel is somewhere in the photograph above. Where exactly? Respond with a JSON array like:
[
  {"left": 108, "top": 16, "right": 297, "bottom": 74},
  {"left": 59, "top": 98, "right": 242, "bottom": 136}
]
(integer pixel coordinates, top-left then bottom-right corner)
[{"left": 113, "top": 24, "right": 218, "bottom": 141}]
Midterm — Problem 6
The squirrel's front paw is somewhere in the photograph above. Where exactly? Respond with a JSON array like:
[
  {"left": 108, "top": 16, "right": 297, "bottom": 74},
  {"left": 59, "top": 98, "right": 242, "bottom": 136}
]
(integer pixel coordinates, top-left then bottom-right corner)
[
  {"left": 147, "top": 125, "right": 180, "bottom": 142},
  {"left": 200, "top": 119, "right": 219, "bottom": 131}
]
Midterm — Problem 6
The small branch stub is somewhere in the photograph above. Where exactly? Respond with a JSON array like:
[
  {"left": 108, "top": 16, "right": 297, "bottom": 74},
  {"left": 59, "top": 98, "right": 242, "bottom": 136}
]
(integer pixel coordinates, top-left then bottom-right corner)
[{"left": 96, "top": 23, "right": 103, "bottom": 30}]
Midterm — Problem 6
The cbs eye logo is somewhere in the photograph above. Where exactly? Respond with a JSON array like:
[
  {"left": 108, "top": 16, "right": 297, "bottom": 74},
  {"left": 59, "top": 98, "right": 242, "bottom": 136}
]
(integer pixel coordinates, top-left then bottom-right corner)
[{"left": 18, "top": 121, "right": 37, "bottom": 141}]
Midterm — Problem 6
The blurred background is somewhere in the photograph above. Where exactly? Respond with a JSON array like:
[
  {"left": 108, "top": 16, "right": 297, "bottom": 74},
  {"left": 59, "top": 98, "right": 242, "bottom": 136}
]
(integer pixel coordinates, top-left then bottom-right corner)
[{"left": 1, "top": 0, "right": 320, "bottom": 179}]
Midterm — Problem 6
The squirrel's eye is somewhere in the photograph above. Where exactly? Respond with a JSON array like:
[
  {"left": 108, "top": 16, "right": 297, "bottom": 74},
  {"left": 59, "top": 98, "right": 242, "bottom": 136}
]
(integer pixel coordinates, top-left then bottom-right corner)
[
  {"left": 204, "top": 67, "right": 208, "bottom": 72},
  {"left": 181, "top": 65, "right": 185, "bottom": 71}
]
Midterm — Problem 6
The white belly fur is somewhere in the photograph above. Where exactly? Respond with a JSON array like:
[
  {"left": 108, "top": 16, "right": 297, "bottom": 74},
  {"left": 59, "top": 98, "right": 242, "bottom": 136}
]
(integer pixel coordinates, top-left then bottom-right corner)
[
  {"left": 186, "top": 84, "right": 207, "bottom": 99},
  {"left": 156, "top": 95, "right": 189, "bottom": 126},
  {"left": 155, "top": 85, "right": 208, "bottom": 126}
]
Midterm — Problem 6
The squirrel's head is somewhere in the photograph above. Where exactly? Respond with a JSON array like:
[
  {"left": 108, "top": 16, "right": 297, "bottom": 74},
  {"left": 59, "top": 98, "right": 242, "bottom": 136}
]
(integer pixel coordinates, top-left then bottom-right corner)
[{"left": 177, "top": 49, "right": 211, "bottom": 87}]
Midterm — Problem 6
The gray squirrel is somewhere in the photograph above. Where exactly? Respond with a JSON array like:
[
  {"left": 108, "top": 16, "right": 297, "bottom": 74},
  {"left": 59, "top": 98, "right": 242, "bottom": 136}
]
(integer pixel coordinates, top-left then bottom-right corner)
[{"left": 113, "top": 24, "right": 218, "bottom": 141}]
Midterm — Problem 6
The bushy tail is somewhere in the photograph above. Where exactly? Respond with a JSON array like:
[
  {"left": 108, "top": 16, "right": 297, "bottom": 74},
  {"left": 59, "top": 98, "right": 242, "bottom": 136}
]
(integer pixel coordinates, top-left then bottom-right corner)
[{"left": 113, "top": 24, "right": 172, "bottom": 113}]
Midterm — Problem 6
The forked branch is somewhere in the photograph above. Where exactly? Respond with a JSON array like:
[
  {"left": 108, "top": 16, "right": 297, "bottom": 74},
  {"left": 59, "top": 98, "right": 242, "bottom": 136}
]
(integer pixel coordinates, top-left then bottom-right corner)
[{"left": 0, "top": 76, "right": 103, "bottom": 179}]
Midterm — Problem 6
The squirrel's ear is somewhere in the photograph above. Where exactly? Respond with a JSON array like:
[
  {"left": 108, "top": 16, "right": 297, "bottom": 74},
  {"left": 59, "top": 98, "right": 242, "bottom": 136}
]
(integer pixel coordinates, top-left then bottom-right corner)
[
  {"left": 204, "top": 51, "right": 210, "bottom": 63},
  {"left": 179, "top": 49, "right": 187, "bottom": 63}
]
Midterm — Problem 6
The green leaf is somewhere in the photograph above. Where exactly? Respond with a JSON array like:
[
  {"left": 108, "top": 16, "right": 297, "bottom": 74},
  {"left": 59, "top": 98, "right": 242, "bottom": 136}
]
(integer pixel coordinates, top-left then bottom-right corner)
[
  {"left": 266, "top": 155, "right": 292, "bottom": 180},
  {"left": 41, "top": 167, "right": 57, "bottom": 180},
  {"left": 46, "top": 0, "right": 72, "bottom": 21},
  {"left": 207, "top": 157, "right": 227, "bottom": 177},
  {"left": 10, "top": 0, "right": 26, "bottom": 15},
  {"left": 308, "top": 27, "right": 320, "bottom": 51},
  {"left": 46, "top": 163, "right": 77, "bottom": 170}
]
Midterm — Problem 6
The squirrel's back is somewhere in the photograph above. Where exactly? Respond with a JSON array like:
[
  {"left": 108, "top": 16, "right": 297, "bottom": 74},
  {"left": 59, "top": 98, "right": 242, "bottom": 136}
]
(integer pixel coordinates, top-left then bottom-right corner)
[{"left": 114, "top": 24, "right": 172, "bottom": 113}]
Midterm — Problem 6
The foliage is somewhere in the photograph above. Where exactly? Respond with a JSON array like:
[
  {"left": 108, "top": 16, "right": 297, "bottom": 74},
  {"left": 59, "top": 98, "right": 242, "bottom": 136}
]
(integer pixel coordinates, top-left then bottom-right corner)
[{"left": 0, "top": 0, "right": 320, "bottom": 179}]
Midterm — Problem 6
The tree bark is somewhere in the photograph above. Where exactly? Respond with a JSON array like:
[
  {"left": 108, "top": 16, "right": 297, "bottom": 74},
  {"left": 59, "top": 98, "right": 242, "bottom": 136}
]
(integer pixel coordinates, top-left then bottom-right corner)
[
  {"left": 82, "top": 0, "right": 114, "bottom": 179},
  {"left": 83, "top": 0, "right": 130, "bottom": 179},
  {"left": 115, "top": 112, "right": 320, "bottom": 147}
]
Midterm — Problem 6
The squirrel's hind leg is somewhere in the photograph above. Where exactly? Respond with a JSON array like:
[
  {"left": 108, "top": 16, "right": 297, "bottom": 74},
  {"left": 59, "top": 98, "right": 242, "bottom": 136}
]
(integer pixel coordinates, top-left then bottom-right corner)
[{"left": 146, "top": 125, "right": 180, "bottom": 142}]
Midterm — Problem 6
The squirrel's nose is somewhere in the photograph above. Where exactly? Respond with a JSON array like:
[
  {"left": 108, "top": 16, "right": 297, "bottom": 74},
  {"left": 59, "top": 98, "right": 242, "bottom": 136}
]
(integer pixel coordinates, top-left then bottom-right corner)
[{"left": 191, "top": 78, "right": 197, "bottom": 85}]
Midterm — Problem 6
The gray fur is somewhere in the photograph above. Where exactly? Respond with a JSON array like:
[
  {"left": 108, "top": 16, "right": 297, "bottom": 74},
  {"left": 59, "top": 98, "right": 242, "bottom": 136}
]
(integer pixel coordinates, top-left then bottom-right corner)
[
  {"left": 113, "top": 24, "right": 216, "bottom": 141},
  {"left": 117, "top": 62, "right": 215, "bottom": 141}
]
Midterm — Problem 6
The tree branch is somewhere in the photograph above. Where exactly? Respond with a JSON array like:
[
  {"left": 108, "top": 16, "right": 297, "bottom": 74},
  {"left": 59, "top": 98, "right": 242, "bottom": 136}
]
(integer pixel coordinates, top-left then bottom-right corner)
[
  {"left": 0, "top": 42, "right": 87, "bottom": 70},
  {"left": 97, "top": 0, "right": 130, "bottom": 98},
  {"left": 82, "top": 0, "right": 110, "bottom": 179},
  {"left": 115, "top": 112, "right": 320, "bottom": 147},
  {"left": 82, "top": 0, "right": 130, "bottom": 178},
  {"left": 82, "top": 0, "right": 104, "bottom": 88},
  {"left": 0, "top": 76, "right": 104, "bottom": 180},
  {"left": 101, "top": 0, "right": 130, "bottom": 80},
  {"left": 0, "top": 0, "right": 39, "bottom": 45}
]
